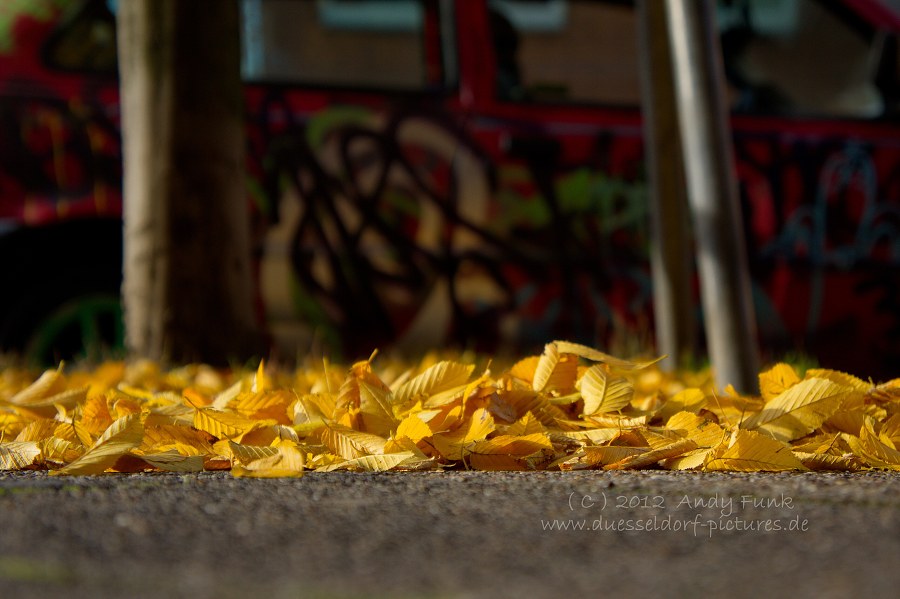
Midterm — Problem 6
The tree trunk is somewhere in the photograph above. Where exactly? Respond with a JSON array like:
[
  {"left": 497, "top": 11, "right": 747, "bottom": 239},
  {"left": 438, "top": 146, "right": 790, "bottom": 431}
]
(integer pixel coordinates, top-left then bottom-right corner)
[{"left": 118, "top": 0, "right": 259, "bottom": 364}]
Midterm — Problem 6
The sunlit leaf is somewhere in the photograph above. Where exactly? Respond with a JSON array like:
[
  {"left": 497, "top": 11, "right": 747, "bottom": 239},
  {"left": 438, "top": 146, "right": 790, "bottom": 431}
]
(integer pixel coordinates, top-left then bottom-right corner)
[
  {"left": 792, "top": 451, "right": 865, "bottom": 471},
  {"left": 502, "top": 390, "right": 577, "bottom": 430},
  {"left": 853, "top": 418, "right": 900, "bottom": 469},
  {"left": 142, "top": 424, "right": 214, "bottom": 456},
  {"left": 394, "top": 361, "right": 474, "bottom": 406},
  {"left": 358, "top": 378, "right": 397, "bottom": 422},
  {"left": 665, "top": 411, "right": 727, "bottom": 448},
  {"left": 804, "top": 368, "right": 870, "bottom": 392},
  {"left": 14, "top": 419, "right": 57, "bottom": 443},
  {"left": 468, "top": 433, "right": 552, "bottom": 456},
  {"left": 759, "top": 363, "right": 800, "bottom": 401},
  {"left": 228, "top": 441, "right": 280, "bottom": 465},
  {"left": 580, "top": 365, "right": 633, "bottom": 415},
  {"left": 232, "top": 390, "right": 293, "bottom": 424},
  {"left": 505, "top": 412, "right": 546, "bottom": 437},
  {"left": 323, "top": 451, "right": 419, "bottom": 472},
  {"left": 586, "top": 414, "right": 648, "bottom": 428},
  {"left": 742, "top": 378, "right": 857, "bottom": 442},
  {"left": 9, "top": 365, "right": 65, "bottom": 406},
  {"left": 533, "top": 343, "right": 577, "bottom": 394},
  {"left": 0, "top": 339, "right": 896, "bottom": 474},
  {"left": 41, "top": 436, "right": 82, "bottom": 465},
  {"left": 605, "top": 437, "right": 698, "bottom": 470},
  {"left": 193, "top": 407, "right": 258, "bottom": 440},
  {"left": 55, "top": 413, "right": 144, "bottom": 475},
  {"left": 318, "top": 424, "right": 388, "bottom": 459},
  {"left": 509, "top": 356, "right": 540, "bottom": 385},
  {"left": 395, "top": 413, "right": 433, "bottom": 443},
  {"left": 554, "top": 341, "right": 662, "bottom": 371},
  {"left": 0, "top": 441, "right": 41, "bottom": 470},
  {"left": 431, "top": 407, "right": 495, "bottom": 461},
  {"left": 231, "top": 443, "right": 304, "bottom": 478},
  {"left": 581, "top": 446, "right": 648, "bottom": 468},
  {"left": 705, "top": 430, "right": 807, "bottom": 472},
  {"left": 660, "top": 448, "right": 713, "bottom": 471},
  {"left": 658, "top": 388, "right": 707, "bottom": 421},
  {"left": 558, "top": 428, "right": 620, "bottom": 445}
]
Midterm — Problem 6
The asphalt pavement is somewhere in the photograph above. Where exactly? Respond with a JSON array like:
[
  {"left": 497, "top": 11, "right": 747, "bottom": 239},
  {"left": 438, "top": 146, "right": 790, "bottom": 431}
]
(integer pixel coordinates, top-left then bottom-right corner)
[{"left": 1, "top": 470, "right": 898, "bottom": 598}]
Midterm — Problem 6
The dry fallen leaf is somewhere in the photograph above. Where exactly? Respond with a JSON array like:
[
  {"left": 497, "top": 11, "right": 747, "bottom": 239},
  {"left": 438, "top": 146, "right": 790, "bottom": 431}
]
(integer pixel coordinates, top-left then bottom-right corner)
[{"left": 0, "top": 342, "right": 897, "bottom": 475}]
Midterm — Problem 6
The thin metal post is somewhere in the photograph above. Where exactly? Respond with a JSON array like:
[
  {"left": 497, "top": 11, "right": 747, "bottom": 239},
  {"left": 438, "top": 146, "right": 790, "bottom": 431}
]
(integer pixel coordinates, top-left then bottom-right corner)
[
  {"left": 664, "top": 0, "right": 759, "bottom": 392},
  {"left": 637, "top": 0, "right": 696, "bottom": 371}
]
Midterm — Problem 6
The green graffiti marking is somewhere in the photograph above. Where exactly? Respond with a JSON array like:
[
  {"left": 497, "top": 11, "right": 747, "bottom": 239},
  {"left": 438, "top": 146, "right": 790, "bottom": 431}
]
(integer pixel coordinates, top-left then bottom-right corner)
[{"left": 305, "top": 106, "right": 372, "bottom": 149}]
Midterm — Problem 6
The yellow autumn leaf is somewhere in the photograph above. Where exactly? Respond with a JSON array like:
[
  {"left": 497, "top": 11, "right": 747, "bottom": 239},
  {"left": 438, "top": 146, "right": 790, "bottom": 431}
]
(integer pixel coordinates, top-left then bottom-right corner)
[
  {"left": 228, "top": 441, "right": 280, "bottom": 465},
  {"left": 41, "top": 436, "right": 82, "bottom": 464},
  {"left": 8, "top": 365, "right": 65, "bottom": 406},
  {"left": 532, "top": 343, "right": 577, "bottom": 394},
  {"left": 193, "top": 407, "right": 259, "bottom": 440},
  {"left": 658, "top": 388, "right": 707, "bottom": 421},
  {"left": 318, "top": 424, "right": 388, "bottom": 459},
  {"left": 231, "top": 390, "right": 293, "bottom": 424},
  {"left": 468, "top": 433, "right": 552, "bottom": 456},
  {"left": 55, "top": 413, "right": 144, "bottom": 475},
  {"left": 0, "top": 441, "right": 41, "bottom": 470},
  {"left": 742, "top": 378, "right": 855, "bottom": 442},
  {"left": 358, "top": 378, "right": 397, "bottom": 421},
  {"left": 581, "top": 446, "right": 648, "bottom": 467},
  {"left": 660, "top": 448, "right": 713, "bottom": 471},
  {"left": 395, "top": 413, "right": 433, "bottom": 443},
  {"left": 501, "top": 389, "right": 576, "bottom": 430},
  {"left": 558, "top": 428, "right": 620, "bottom": 445},
  {"left": 826, "top": 409, "right": 868, "bottom": 436},
  {"left": 141, "top": 424, "right": 214, "bottom": 456},
  {"left": 210, "top": 379, "right": 243, "bottom": 410},
  {"left": 580, "top": 365, "right": 633, "bottom": 415},
  {"left": 705, "top": 430, "right": 807, "bottom": 472},
  {"left": 1, "top": 339, "right": 899, "bottom": 474},
  {"left": 252, "top": 359, "right": 269, "bottom": 392},
  {"left": 323, "top": 451, "right": 419, "bottom": 472},
  {"left": 758, "top": 363, "right": 800, "bottom": 401},
  {"left": 431, "top": 407, "right": 495, "bottom": 460},
  {"left": 804, "top": 368, "right": 870, "bottom": 392},
  {"left": 792, "top": 451, "right": 865, "bottom": 471},
  {"left": 231, "top": 443, "right": 305, "bottom": 478},
  {"left": 506, "top": 412, "right": 546, "bottom": 436},
  {"left": 291, "top": 393, "right": 331, "bottom": 433},
  {"left": 854, "top": 418, "right": 900, "bottom": 469},
  {"left": 508, "top": 356, "right": 540, "bottom": 385},
  {"left": 606, "top": 437, "right": 698, "bottom": 470},
  {"left": 394, "top": 361, "right": 474, "bottom": 406},
  {"left": 665, "top": 411, "right": 726, "bottom": 448},
  {"left": 79, "top": 394, "right": 114, "bottom": 436},
  {"left": 14, "top": 419, "right": 56, "bottom": 443},
  {"left": 881, "top": 413, "right": 900, "bottom": 445},
  {"left": 586, "top": 413, "right": 648, "bottom": 428},
  {"left": 553, "top": 341, "right": 662, "bottom": 371},
  {"left": 15, "top": 386, "right": 88, "bottom": 411}
]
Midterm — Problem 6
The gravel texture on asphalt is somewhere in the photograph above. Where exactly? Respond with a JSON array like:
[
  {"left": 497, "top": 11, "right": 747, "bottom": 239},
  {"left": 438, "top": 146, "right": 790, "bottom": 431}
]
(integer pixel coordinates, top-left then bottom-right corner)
[{"left": 1, "top": 470, "right": 898, "bottom": 598}]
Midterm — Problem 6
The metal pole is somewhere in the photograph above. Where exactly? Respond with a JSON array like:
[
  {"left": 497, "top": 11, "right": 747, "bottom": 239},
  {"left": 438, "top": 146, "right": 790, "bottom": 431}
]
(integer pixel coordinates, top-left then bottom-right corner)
[
  {"left": 637, "top": 0, "right": 696, "bottom": 371},
  {"left": 664, "top": 0, "right": 759, "bottom": 392}
]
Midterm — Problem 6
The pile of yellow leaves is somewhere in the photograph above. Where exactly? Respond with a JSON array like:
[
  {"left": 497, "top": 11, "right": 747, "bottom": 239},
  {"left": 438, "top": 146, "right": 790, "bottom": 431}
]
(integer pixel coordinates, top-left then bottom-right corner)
[{"left": 1, "top": 341, "right": 899, "bottom": 476}]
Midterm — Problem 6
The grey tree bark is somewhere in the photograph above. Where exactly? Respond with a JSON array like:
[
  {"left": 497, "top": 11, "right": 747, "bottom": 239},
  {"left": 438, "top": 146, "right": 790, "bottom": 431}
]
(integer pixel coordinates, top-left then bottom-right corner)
[{"left": 117, "top": 0, "right": 260, "bottom": 364}]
